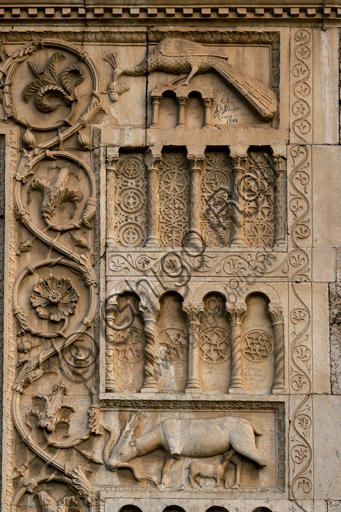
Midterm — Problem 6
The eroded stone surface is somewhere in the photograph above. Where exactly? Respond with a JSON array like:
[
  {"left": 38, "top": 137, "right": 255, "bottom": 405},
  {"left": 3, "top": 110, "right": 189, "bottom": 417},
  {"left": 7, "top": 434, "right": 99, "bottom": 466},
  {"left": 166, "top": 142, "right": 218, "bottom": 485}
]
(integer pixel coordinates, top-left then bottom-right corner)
[{"left": 0, "top": 10, "right": 339, "bottom": 512}]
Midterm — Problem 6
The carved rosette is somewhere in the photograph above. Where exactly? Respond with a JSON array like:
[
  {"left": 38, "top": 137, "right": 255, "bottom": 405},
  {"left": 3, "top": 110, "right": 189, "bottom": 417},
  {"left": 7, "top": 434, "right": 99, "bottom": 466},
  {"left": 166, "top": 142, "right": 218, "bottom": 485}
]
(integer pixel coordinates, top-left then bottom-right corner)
[{"left": 227, "top": 303, "right": 247, "bottom": 393}]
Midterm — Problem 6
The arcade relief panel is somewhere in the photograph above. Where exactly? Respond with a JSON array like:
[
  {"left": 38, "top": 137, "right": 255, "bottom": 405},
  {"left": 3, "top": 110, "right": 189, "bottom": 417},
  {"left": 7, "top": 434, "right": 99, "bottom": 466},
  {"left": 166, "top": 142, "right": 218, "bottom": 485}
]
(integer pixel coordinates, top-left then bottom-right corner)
[{"left": 0, "top": 28, "right": 302, "bottom": 512}]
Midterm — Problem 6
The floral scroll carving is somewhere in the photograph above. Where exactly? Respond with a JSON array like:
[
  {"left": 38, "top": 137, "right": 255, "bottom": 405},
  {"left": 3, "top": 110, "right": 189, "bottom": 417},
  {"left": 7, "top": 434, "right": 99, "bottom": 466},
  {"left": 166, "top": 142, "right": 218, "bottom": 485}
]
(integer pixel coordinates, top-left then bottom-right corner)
[{"left": 2, "top": 38, "right": 103, "bottom": 512}]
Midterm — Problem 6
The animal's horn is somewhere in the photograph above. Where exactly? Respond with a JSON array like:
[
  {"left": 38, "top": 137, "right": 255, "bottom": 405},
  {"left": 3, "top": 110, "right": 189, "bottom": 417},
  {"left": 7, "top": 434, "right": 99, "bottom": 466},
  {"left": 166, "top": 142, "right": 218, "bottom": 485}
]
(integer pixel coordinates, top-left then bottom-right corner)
[{"left": 102, "top": 426, "right": 116, "bottom": 465}]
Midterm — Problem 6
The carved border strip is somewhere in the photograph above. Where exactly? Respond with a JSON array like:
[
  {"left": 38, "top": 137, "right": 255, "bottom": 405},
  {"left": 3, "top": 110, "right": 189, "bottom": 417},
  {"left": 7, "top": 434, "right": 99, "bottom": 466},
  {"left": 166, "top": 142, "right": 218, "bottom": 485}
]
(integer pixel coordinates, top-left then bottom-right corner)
[
  {"left": 99, "top": 398, "right": 285, "bottom": 410},
  {"left": 0, "top": 6, "right": 338, "bottom": 21},
  {"left": 288, "top": 27, "right": 313, "bottom": 504},
  {"left": 1, "top": 127, "right": 18, "bottom": 512}
]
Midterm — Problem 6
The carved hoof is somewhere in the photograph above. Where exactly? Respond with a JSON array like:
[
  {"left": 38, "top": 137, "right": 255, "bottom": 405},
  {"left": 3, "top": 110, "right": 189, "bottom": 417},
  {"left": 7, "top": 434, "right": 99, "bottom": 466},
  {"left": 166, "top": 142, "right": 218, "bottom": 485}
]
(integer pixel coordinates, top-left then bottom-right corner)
[
  {"left": 149, "top": 476, "right": 159, "bottom": 486},
  {"left": 231, "top": 484, "right": 240, "bottom": 490}
]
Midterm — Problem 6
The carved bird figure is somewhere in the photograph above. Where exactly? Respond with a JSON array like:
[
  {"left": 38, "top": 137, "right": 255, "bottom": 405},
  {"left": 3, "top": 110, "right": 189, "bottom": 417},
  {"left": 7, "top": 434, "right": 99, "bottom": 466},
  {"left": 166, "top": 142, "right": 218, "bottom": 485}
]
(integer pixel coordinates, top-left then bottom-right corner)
[
  {"left": 36, "top": 491, "right": 81, "bottom": 512},
  {"left": 113, "top": 38, "right": 277, "bottom": 121}
]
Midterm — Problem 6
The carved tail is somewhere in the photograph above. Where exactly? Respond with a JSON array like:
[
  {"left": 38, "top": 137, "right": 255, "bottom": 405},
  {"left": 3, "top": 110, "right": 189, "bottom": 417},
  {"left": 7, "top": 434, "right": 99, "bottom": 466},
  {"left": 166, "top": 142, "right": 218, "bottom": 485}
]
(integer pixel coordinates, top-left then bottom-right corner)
[
  {"left": 212, "top": 59, "right": 278, "bottom": 122},
  {"left": 102, "top": 426, "right": 116, "bottom": 465}
]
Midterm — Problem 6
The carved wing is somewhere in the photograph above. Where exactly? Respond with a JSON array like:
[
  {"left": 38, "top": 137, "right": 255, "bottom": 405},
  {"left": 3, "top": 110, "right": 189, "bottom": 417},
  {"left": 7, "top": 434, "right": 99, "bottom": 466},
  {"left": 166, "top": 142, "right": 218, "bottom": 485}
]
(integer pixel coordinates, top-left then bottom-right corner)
[
  {"left": 212, "top": 59, "right": 277, "bottom": 121},
  {"left": 159, "top": 38, "right": 228, "bottom": 60}
]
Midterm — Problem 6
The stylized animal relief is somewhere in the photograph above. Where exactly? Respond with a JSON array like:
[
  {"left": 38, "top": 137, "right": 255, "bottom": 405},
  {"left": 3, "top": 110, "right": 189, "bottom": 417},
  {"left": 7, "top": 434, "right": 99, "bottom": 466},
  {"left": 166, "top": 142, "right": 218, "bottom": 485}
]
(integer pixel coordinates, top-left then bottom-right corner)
[
  {"left": 113, "top": 154, "right": 148, "bottom": 247},
  {"left": 187, "top": 449, "right": 236, "bottom": 489},
  {"left": 107, "top": 38, "right": 278, "bottom": 122},
  {"left": 159, "top": 153, "right": 190, "bottom": 247},
  {"left": 103, "top": 413, "right": 266, "bottom": 489}
]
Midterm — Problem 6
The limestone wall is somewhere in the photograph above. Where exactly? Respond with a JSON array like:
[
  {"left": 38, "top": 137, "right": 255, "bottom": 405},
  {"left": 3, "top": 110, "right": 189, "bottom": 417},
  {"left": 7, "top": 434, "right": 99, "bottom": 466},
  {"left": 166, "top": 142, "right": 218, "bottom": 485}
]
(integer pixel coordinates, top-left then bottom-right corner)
[{"left": 0, "top": 6, "right": 341, "bottom": 512}]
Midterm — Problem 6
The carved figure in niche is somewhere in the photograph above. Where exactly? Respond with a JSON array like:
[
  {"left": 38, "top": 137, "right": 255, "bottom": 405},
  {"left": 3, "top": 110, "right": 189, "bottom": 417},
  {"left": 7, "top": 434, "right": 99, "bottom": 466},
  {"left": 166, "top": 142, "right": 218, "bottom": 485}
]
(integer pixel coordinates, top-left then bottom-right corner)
[
  {"left": 110, "top": 39, "right": 277, "bottom": 121},
  {"left": 187, "top": 449, "right": 235, "bottom": 489},
  {"left": 103, "top": 413, "right": 266, "bottom": 488},
  {"left": 25, "top": 53, "right": 85, "bottom": 113},
  {"left": 36, "top": 491, "right": 82, "bottom": 512},
  {"left": 28, "top": 379, "right": 75, "bottom": 434}
]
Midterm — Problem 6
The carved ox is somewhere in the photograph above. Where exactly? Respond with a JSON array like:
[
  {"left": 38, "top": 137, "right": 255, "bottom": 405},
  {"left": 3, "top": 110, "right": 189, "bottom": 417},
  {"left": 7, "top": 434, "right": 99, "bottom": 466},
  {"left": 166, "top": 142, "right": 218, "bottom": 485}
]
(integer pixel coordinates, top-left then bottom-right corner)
[{"left": 103, "top": 413, "right": 266, "bottom": 488}]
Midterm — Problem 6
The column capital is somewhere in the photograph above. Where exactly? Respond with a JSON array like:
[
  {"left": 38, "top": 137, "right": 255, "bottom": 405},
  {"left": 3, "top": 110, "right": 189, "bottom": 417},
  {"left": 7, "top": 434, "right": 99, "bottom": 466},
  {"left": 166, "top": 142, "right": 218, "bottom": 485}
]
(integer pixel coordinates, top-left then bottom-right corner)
[
  {"left": 268, "top": 302, "right": 284, "bottom": 324},
  {"left": 230, "top": 152, "right": 248, "bottom": 170},
  {"left": 106, "top": 146, "right": 120, "bottom": 173},
  {"left": 273, "top": 154, "right": 286, "bottom": 174},
  {"left": 187, "top": 149, "right": 205, "bottom": 173},
  {"left": 145, "top": 146, "right": 162, "bottom": 171},
  {"left": 226, "top": 302, "right": 247, "bottom": 323}
]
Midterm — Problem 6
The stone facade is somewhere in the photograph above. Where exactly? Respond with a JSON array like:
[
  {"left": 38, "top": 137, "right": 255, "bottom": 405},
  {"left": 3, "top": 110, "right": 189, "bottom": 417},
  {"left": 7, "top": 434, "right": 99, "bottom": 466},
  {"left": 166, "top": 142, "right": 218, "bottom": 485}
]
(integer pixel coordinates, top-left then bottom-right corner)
[{"left": 0, "top": 3, "right": 341, "bottom": 512}]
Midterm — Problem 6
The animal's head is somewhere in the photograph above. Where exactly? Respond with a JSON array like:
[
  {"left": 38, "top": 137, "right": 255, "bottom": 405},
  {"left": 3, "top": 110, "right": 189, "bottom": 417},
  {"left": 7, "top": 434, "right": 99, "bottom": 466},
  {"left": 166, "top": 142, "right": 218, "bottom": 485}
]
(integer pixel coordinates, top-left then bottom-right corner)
[
  {"left": 113, "top": 68, "right": 123, "bottom": 81},
  {"left": 103, "top": 412, "right": 142, "bottom": 472}
]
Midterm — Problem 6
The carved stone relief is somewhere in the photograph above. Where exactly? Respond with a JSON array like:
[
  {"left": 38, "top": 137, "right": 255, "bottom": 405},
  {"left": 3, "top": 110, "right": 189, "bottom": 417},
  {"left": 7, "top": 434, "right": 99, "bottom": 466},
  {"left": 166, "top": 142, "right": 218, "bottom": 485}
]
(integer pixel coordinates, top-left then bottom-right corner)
[{"left": 0, "top": 21, "right": 331, "bottom": 512}]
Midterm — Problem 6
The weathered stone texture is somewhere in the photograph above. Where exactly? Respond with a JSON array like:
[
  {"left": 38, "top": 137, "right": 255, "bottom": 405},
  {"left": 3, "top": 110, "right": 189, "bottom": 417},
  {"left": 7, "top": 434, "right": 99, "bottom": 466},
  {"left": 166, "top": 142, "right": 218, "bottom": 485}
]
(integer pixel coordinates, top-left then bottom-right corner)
[{"left": 330, "top": 249, "right": 341, "bottom": 394}]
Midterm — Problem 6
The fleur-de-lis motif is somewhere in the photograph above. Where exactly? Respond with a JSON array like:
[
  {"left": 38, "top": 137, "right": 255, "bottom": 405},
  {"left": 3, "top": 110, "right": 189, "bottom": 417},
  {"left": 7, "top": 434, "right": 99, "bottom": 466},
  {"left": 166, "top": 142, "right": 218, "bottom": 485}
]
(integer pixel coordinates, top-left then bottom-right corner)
[
  {"left": 27, "top": 164, "right": 83, "bottom": 221},
  {"left": 25, "top": 52, "right": 85, "bottom": 113}
]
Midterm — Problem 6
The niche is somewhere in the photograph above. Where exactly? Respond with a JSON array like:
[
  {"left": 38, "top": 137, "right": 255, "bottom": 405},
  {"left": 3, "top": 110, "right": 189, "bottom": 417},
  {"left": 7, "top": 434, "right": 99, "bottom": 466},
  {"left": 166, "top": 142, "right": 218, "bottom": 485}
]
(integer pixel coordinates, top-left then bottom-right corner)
[
  {"left": 199, "top": 293, "right": 231, "bottom": 393},
  {"left": 156, "top": 292, "right": 188, "bottom": 392},
  {"left": 112, "top": 292, "right": 145, "bottom": 393},
  {"left": 163, "top": 507, "right": 186, "bottom": 512},
  {"left": 159, "top": 91, "right": 178, "bottom": 129},
  {"left": 185, "top": 92, "right": 205, "bottom": 129},
  {"left": 242, "top": 293, "right": 274, "bottom": 394},
  {"left": 119, "top": 507, "right": 143, "bottom": 512}
]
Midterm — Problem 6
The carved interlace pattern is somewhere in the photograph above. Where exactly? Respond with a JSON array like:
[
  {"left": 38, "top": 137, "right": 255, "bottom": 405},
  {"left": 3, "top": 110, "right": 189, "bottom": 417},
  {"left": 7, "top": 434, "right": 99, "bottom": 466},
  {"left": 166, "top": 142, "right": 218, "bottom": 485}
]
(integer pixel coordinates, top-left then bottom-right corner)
[
  {"left": 158, "top": 327, "right": 187, "bottom": 362},
  {"left": 114, "top": 154, "right": 148, "bottom": 247},
  {"left": 159, "top": 152, "right": 189, "bottom": 247},
  {"left": 114, "top": 327, "right": 145, "bottom": 363},
  {"left": 243, "top": 152, "right": 276, "bottom": 248},
  {"left": 199, "top": 327, "right": 230, "bottom": 363},
  {"left": 242, "top": 330, "right": 273, "bottom": 363},
  {"left": 201, "top": 152, "right": 232, "bottom": 247}
]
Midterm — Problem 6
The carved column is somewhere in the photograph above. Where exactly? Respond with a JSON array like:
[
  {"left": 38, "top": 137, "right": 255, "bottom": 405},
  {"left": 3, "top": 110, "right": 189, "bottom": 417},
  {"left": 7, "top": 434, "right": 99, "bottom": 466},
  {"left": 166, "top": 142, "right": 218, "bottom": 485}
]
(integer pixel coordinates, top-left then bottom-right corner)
[
  {"left": 140, "top": 302, "right": 158, "bottom": 393},
  {"left": 269, "top": 302, "right": 285, "bottom": 394},
  {"left": 184, "top": 302, "right": 202, "bottom": 393},
  {"left": 187, "top": 149, "right": 205, "bottom": 246},
  {"left": 106, "top": 147, "right": 120, "bottom": 246},
  {"left": 145, "top": 147, "right": 162, "bottom": 248},
  {"left": 105, "top": 304, "right": 117, "bottom": 392},
  {"left": 230, "top": 152, "right": 247, "bottom": 247},
  {"left": 273, "top": 154, "right": 286, "bottom": 246},
  {"left": 151, "top": 96, "right": 161, "bottom": 127},
  {"left": 177, "top": 96, "right": 188, "bottom": 127},
  {"left": 227, "top": 303, "right": 247, "bottom": 393},
  {"left": 202, "top": 98, "right": 213, "bottom": 127}
]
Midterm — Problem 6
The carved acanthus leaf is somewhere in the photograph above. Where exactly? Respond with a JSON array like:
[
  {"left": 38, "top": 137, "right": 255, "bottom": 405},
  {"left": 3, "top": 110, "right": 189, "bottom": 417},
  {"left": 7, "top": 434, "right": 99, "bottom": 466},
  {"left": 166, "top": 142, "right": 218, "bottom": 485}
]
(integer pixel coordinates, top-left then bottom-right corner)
[{"left": 69, "top": 466, "right": 94, "bottom": 506}]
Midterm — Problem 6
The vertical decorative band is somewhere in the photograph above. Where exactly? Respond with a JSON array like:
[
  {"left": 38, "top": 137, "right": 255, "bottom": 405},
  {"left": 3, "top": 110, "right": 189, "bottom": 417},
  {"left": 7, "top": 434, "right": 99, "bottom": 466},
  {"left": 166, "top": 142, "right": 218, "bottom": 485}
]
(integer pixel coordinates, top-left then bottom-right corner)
[
  {"left": 184, "top": 302, "right": 202, "bottom": 393},
  {"left": 145, "top": 147, "right": 161, "bottom": 248},
  {"left": 274, "top": 154, "right": 286, "bottom": 246},
  {"left": 140, "top": 302, "right": 158, "bottom": 392},
  {"left": 269, "top": 302, "right": 285, "bottom": 393},
  {"left": 106, "top": 147, "right": 119, "bottom": 247},
  {"left": 105, "top": 304, "right": 117, "bottom": 392},
  {"left": 227, "top": 302, "right": 247, "bottom": 393},
  {"left": 187, "top": 150, "right": 204, "bottom": 245},
  {"left": 230, "top": 153, "right": 247, "bottom": 247}
]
